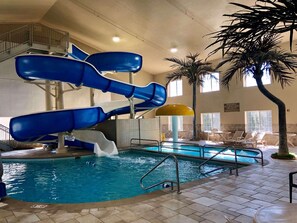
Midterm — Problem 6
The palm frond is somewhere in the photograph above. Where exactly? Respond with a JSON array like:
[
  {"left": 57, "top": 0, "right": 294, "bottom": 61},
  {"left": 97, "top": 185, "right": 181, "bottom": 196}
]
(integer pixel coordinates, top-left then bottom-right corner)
[
  {"left": 207, "top": 0, "right": 297, "bottom": 56},
  {"left": 216, "top": 32, "right": 297, "bottom": 89},
  {"left": 165, "top": 53, "right": 214, "bottom": 87}
]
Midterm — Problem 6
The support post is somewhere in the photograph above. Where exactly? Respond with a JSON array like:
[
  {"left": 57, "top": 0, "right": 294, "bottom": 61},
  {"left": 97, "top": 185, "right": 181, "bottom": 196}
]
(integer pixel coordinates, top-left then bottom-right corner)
[
  {"left": 90, "top": 88, "right": 95, "bottom": 106},
  {"left": 57, "top": 132, "right": 67, "bottom": 153},
  {"left": 56, "top": 82, "right": 64, "bottom": 109},
  {"left": 129, "top": 72, "right": 135, "bottom": 119},
  {"left": 45, "top": 80, "right": 52, "bottom": 111},
  {"left": 172, "top": 116, "right": 178, "bottom": 147},
  {"left": 129, "top": 97, "right": 135, "bottom": 119},
  {"left": 55, "top": 82, "right": 66, "bottom": 153}
]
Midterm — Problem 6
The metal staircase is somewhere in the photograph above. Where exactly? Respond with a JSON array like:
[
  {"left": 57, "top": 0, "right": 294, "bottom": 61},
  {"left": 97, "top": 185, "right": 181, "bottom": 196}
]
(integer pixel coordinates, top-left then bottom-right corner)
[
  {"left": 0, "top": 124, "right": 16, "bottom": 150},
  {"left": 0, "top": 23, "right": 69, "bottom": 62}
]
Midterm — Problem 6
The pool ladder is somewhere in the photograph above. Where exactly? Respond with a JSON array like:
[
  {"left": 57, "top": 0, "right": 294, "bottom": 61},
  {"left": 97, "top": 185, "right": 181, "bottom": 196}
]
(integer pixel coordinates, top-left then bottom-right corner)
[{"left": 140, "top": 154, "right": 181, "bottom": 194}]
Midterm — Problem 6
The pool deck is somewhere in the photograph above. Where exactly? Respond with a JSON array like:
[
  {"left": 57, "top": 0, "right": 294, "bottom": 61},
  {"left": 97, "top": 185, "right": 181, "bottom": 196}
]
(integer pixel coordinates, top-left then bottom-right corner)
[
  {"left": 0, "top": 144, "right": 297, "bottom": 223},
  {"left": 1, "top": 147, "right": 94, "bottom": 159}
]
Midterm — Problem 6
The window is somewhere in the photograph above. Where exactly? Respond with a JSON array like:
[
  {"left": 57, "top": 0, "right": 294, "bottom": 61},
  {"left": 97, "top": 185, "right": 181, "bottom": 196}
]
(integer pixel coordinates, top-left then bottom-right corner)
[
  {"left": 201, "top": 113, "right": 220, "bottom": 131},
  {"left": 201, "top": 72, "right": 220, "bottom": 93},
  {"left": 245, "top": 110, "right": 272, "bottom": 132},
  {"left": 168, "top": 79, "right": 182, "bottom": 97},
  {"left": 168, "top": 116, "right": 183, "bottom": 131},
  {"left": 243, "top": 63, "right": 271, "bottom": 87}
]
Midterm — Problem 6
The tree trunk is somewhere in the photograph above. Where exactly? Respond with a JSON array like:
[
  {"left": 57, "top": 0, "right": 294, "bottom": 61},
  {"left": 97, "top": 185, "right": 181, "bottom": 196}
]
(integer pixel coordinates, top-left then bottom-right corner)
[
  {"left": 255, "top": 78, "right": 289, "bottom": 155},
  {"left": 193, "top": 84, "right": 197, "bottom": 140}
]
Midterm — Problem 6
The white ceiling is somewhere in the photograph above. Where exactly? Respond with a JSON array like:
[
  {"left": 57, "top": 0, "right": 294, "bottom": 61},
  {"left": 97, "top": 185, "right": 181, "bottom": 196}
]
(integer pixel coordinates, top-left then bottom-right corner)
[{"left": 0, "top": 0, "right": 257, "bottom": 74}]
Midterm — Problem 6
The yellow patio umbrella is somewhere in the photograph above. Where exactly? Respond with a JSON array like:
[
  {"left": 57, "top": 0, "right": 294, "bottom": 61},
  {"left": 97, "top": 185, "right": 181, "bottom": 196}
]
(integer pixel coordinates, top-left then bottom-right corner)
[{"left": 156, "top": 104, "right": 194, "bottom": 142}]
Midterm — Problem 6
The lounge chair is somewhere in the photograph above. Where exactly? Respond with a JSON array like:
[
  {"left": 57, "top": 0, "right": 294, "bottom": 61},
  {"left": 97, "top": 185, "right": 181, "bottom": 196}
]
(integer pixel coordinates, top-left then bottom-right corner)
[
  {"left": 223, "top": 130, "right": 244, "bottom": 144},
  {"left": 209, "top": 128, "right": 219, "bottom": 141},
  {"left": 241, "top": 132, "right": 266, "bottom": 147},
  {"left": 254, "top": 132, "right": 266, "bottom": 146},
  {"left": 236, "top": 131, "right": 257, "bottom": 147}
]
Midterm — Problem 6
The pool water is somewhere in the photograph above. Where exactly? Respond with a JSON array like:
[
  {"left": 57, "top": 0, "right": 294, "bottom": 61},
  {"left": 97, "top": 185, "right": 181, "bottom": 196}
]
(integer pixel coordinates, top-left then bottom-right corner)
[
  {"left": 3, "top": 150, "right": 229, "bottom": 203},
  {"left": 144, "top": 144, "right": 259, "bottom": 163}
]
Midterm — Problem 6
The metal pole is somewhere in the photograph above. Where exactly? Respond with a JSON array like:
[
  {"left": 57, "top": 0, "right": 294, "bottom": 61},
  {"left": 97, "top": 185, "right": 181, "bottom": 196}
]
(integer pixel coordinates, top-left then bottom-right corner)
[
  {"left": 234, "top": 147, "right": 239, "bottom": 176},
  {"left": 174, "top": 156, "right": 181, "bottom": 194},
  {"left": 159, "top": 117, "right": 162, "bottom": 151},
  {"left": 138, "top": 119, "right": 141, "bottom": 144},
  {"left": 0, "top": 153, "right": 3, "bottom": 182}
]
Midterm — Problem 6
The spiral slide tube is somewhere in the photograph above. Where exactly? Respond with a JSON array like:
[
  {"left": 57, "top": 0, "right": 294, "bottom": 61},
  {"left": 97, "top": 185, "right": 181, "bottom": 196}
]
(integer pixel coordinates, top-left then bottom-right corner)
[{"left": 10, "top": 53, "right": 166, "bottom": 142}]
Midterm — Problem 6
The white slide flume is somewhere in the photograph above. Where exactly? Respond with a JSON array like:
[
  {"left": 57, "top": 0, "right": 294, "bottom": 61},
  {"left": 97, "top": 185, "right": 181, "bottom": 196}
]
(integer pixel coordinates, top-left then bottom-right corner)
[{"left": 73, "top": 130, "right": 118, "bottom": 156}]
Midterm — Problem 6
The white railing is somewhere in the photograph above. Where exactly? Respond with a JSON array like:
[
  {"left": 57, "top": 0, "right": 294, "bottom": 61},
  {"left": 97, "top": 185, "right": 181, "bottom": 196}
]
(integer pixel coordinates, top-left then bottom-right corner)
[
  {"left": 0, "top": 124, "right": 10, "bottom": 141},
  {"left": 0, "top": 24, "right": 69, "bottom": 56}
]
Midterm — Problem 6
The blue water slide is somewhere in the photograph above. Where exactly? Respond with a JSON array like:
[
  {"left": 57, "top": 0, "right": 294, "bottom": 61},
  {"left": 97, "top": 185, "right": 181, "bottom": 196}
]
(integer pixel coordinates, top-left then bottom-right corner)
[{"left": 10, "top": 53, "right": 166, "bottom": 142}]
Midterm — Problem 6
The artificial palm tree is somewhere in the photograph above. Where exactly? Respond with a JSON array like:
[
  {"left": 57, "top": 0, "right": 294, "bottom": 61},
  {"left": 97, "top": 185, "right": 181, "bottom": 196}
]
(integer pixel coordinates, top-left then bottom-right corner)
[
  {"left": 208, "top": 0, "right": 297, "bottom": 56},
  {"left": 165, "top": 53, "right": 214, "bottom": 139},
  {"left": 216, "top": 34, "right": 297, "bottom": 156}
]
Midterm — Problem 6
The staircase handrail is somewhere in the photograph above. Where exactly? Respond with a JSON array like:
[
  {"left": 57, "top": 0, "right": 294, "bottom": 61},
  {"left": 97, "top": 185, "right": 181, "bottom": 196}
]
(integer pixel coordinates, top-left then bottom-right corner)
[
  {"left": 0, "top": 23, "right": 69, "bottom": 55},
  {"left": 0, "top": 24, "right": 30, "bottom": 39},
  {"left": 0, "top": 25, "right": 30, "bottom": 54},
  {"left": 0, "top": 124, "right": 9, "bottom": 134}
]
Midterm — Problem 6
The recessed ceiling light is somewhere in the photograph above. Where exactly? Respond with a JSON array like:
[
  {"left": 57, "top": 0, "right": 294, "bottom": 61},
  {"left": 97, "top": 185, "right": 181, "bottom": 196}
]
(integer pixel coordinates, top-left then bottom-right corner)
[
  {"left": 112, "top": 36, "right": 120, "bottom": 42},
  {"left": 170, "top": 47, "right": 178, "bottom": 53}
]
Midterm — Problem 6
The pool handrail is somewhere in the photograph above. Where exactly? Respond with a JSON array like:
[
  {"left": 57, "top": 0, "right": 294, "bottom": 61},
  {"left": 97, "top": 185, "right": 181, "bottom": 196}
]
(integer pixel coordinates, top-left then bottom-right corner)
[
  {"left": 130, "top": 138, "right": 160, "bottom": 148},
  {"left": 203, "top": 144, "right": 264, "bottom": 166},
  {"left": 198, "top": 145, "right": 239, "bottom": 176},
  {"left": 160, "top": 140, "right": 203, "bottom": 155},
  {"left": 140, "top": 154, "right": 181, "bottom": 194},
  {"left": 159, "top": 141, "right": 264, "bottom": 166},
  {"left": 130, "top": 139, "right": 264, "bottom": 166}
]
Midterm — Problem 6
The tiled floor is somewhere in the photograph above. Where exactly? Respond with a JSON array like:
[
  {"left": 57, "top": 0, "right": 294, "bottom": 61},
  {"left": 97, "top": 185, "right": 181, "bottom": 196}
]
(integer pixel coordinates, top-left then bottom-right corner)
[{"left": 0, "top": 145, "right": 297, "bottom": 222}]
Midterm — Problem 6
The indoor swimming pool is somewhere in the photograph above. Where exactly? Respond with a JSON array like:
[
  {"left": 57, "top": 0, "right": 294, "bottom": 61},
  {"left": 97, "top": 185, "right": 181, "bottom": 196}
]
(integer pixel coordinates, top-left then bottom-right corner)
[
  {"left": 3, "top": 150, "right": 232, "bottom": 204},
  {"left": 142, "top": 143, "right": 261, "bottom": 164}
]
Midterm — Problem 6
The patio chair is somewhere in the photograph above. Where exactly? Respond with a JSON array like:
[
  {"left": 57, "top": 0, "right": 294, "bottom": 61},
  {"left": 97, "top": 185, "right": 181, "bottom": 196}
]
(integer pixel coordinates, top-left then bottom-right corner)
[
  {"left": 241, "top": 132, "right": 266, "bottom": 147},
  {"left": 254, "top": 132, "right": 266, "bottom": 146},
  {"left": 209, "top": 128, "right": 219, "bottom": 141},
  {"left": 223, "top": 130, "right": 244, "bottom": 144},
  {"left": 236, "top": 131, "right": 257, "bottom": 147}
]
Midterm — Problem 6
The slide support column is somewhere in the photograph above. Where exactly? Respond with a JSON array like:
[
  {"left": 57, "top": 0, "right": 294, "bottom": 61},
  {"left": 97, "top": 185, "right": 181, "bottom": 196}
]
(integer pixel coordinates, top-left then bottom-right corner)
[
  {"left": 90, "top": 88, "right": 95, "bottom": 106},
  {"left": 57, "top": 132, "right": 67, "bottom": 153},
  {"left": 129, "top": 72, "right": 135, "bottom": 119},
  {"left": 55, "top": 82, "right": 67, "bottom": 153},
  {"left": 45, "top": 80, "right": 52, "bottom": 111}
]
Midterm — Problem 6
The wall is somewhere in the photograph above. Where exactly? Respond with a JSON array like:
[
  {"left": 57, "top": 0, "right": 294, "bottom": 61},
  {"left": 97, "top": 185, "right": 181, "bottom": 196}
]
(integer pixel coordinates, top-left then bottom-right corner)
[
  {"left": 96, "top": 118, "right": 160, "bottom": 148},
  {"left": 154, "top": 41, "right": 297, "bottom": 145},
  {"left": 0, "top": 57, "right": 45, "bottom": 118}
]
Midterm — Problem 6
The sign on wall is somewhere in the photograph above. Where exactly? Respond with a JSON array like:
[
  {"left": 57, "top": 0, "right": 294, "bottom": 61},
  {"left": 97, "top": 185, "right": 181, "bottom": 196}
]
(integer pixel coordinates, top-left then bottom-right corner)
[{"left": 224, "top": 103, "right": 240, "bottom": 112}]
